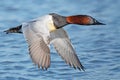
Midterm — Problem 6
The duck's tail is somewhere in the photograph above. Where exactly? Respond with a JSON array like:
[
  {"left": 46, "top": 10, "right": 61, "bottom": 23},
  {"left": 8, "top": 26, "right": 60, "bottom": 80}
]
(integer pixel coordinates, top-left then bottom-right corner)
[{"left": 4, "top": 25, "right": 22, "bottom": 34}]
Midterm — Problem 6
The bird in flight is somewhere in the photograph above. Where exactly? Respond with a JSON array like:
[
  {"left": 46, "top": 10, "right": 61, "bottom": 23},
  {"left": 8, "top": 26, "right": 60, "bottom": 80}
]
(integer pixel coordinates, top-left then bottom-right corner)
[{"left": 4, "top": 13, "right": 105, "bottom": 71}]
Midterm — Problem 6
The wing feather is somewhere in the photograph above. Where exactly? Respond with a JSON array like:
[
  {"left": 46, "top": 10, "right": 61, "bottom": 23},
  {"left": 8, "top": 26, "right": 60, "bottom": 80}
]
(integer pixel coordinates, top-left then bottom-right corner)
[
  {"left": 22, "top": 23, "right": 50, "bottom": 70},
  {"left": 51, "top": 28, "right": 84, "bottom": 71}
]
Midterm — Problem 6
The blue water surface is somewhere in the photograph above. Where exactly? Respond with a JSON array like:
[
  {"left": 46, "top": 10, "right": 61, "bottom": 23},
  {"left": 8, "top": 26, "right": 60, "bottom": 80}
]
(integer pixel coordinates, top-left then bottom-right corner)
[{"left": 0, "top": 0, "right": 120, "bottom": 80}]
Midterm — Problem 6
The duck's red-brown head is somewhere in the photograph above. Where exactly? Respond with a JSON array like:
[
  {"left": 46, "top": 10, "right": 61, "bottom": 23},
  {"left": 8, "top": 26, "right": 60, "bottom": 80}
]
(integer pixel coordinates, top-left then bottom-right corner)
[
  {"left": 66, "top": 15, "right": 105, "bottom": 25},
  {"left": 50, "top": 13, "right": 105, "bottom": 29}
]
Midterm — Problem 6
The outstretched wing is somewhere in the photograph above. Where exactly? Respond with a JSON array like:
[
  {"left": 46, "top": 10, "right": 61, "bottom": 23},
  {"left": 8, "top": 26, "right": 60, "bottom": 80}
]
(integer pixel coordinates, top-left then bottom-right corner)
[
  {"left": 50, "top": 28, "right": 84, "bottom": 71},
  {"left": 22, "top": 23, "right": 50, "bottom": 70}
]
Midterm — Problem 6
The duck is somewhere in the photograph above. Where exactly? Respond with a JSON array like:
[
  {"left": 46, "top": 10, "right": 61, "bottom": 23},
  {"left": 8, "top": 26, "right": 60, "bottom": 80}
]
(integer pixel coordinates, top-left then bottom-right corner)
[{"left": 4, "top": 13, "right": 105, "bottom": 71}]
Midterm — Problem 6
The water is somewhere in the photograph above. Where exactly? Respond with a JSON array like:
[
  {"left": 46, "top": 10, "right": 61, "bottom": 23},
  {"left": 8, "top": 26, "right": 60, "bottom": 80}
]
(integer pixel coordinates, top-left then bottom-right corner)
[{"left": 0, "top": 0, "right": 120, "bottom": 80}]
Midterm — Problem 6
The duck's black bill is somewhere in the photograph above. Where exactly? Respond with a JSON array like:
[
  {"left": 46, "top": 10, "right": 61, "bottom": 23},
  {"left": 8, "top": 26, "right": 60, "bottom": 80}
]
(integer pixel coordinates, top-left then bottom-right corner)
[
  {"left": 96, "top": 22, "right": 105, "bottom": 25},
  {"left": 94, "top": 21, "right": 106, "bottom": 25}
]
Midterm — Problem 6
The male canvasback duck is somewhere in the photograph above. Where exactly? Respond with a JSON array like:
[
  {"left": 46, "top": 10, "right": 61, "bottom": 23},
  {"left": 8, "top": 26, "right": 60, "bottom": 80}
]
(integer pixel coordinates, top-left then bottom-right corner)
[{"left": 4, "top": 13, "right": 105, "bottom": 71}]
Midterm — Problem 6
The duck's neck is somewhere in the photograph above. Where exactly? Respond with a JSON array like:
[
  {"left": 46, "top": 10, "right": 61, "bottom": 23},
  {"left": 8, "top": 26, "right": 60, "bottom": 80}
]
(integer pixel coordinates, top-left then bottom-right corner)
[{"left": 50, "top": 13, "right": 68, "bottom": 29}]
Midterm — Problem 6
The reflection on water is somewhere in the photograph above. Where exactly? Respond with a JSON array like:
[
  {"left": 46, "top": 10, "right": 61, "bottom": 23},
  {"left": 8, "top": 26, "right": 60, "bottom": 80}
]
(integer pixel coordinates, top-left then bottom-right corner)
[{"left": 0, "top": 0, "right": 120, "bottom": 80}]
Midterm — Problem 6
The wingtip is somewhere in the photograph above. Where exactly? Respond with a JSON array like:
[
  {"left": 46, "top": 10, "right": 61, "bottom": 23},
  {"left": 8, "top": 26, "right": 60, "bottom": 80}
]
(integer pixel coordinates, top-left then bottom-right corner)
[
  {"left": 75, "top": 63, "right": 85, "bottom": 71},
  {"left": 79, "top": 66, "right": 85, "bottom": 71},
  {"left": 69, "top": 63, "right": 85, "bottom": 71},
  {"left": 81, "top": 67, "right": 85, "bottom": 72}
]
